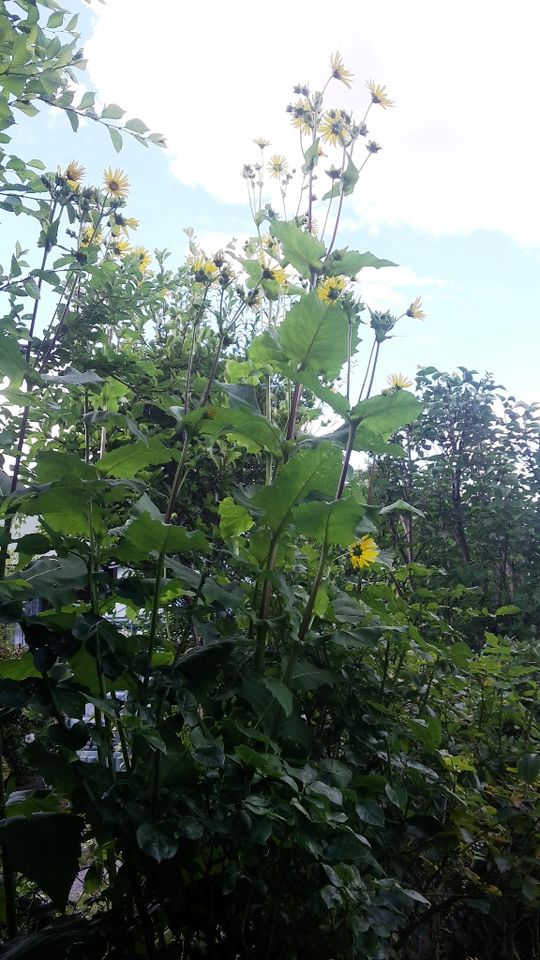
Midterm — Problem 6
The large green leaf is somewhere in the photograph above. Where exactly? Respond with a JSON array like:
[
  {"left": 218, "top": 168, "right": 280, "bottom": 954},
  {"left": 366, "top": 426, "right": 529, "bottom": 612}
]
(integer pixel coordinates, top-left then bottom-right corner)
[
  {"left": 254, "top": 443, "right": 341, "bottom": 535},
  {"left": 97, "top": 438, "right": 174, "bottom": 478},
  {"left": 218, "top": 497, "right": 254, "bottom": 539},
  {"left": 0, "top": 813, "right": 82, "bottom": 907},
  {"left": 197, "top": 406, "right": 283, "bottom": 457},
  {"left": 293, "top": 496, "right": 364, "bottom": 547},
  {"left": 0, "top": 334, "right": 32, "bottom": 388},
  {"left": 324, "top": 250, "right": 397, "bottom": 276},
  {"left": 277, "top": 292, "right": 351, "bottom": 379},
  {"left": 350, "top": 390, "right": 423, "bottom": 435},
  {"left": 270, "top": 219, "right": 325, "bottom": 276},
  {"left": 118, "top": 512, "right": 210, "bottom": 559}
]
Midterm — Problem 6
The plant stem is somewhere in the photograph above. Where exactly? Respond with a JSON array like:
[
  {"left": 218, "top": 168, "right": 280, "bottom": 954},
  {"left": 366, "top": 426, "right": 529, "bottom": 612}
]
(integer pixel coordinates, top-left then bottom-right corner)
[
  {"left": 255, "top": 537, "right": 280, "bottom": 674},
  {"left": 0, "top": 728, "right": 18, "bottom": 938}
]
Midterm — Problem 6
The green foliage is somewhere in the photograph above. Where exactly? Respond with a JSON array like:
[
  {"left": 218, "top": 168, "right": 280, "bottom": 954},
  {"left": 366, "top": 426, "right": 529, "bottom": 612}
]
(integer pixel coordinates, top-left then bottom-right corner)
[{"left": 0, "top": 18, "right": 538, "bottom": 960}]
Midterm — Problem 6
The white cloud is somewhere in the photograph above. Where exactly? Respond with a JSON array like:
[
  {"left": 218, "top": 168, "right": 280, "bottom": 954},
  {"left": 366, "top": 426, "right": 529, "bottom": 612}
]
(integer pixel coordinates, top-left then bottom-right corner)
[{"left": 84, "top": 0, "right": 540, "bottom": 245}]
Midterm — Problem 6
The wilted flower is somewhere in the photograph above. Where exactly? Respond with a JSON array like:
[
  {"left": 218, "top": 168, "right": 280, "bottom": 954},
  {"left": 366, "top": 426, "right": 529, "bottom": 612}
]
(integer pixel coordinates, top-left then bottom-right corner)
[
  {"left": 63, "top": 160, "right": 85, "bottom": 189},
  {"left": 329, "top": 51, "right": 353, "bottom": 88},
  {"left": 367, "top": 80, "right": 395, "bottom": 109},
  {"left": 366, "top": 141, "right": 382, "bottom": 154},
  {"left": 317, "top": 276, "right": 347, "bottom": 303},
  {"left": 268, "top": 155, "right": 288, "bottom": 179},
  {"left": 406, "top": 296, "right": 426, "bottom": 320},
  {"left": 103, "top": 167, "right": 129, "bottom": 198},
  {"left": 387, "top": 372, "right": 413, "bottom": 390},
  {"left": 348, "top": 536, "right": 380, "bottom": 570}
]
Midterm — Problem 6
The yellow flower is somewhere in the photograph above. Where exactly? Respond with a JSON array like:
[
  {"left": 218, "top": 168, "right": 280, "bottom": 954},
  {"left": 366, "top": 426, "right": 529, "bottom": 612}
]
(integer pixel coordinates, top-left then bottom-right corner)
[
  {"left": 261, "top": 263, "right": 287, "bottom": 286},
  {"left": 319, "top": 109, "right": 350, "bottom": 147},
  {"left": 192, "top": 258, "right": 218, "bottom": 281},
  {"left": 406, "top": 296, "right": 426, "bottom": 320},
  {"left": 268, "top": 154, "right": 288, "bottom": 179},
  {"left": 80, "top": 226, "right": 102, "bottom": 247},
  {"left": 387, "top": 372, "right": 413, "bottom": 390},
  {"left": 348, "top": 536, "right": 380, "bottom": 570},
  {"left": 111, "top": 238, "right": 131, "bottom": 256},
  {"left": 254, "top": 137, "right": 271, "bottom": 149},
  {"left": 132, "top": 246, "right": 151, "bottom": 272},
  {"left": 63, "top": 159, "right": 85, "bottom": 189},
  {"left": 103, "top": 167, "right": 130, "bottom": 198},
  {"left": 317, "top": 276, "right": 347, "bottom": 303},
  {"left": 289, "top": 97, "right": 314, "bottom": 136},
  {"left": 113, "top": 213, "right": 139, "bottom": 237},
  {"left": 329, "top": 52, "right": 353, "bottom": 88},
  {"left": 367, "top": 80, "right": 395, "bottom": 110}
]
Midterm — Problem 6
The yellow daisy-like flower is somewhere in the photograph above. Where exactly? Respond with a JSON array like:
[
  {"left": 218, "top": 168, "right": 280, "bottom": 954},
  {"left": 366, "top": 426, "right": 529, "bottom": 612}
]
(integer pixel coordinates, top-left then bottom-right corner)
[
  {"left": 261, "top": 264, "right": 287, "bottom": 286},
  {"left": 367, "top": 80, "right": 395, "bottom": 110},
  {"left": 289, "top": 97, "right": 314, "bottom": 136},
  {"left": 317, "top": 275, "right": 347, "bottom": 303},
  {"left": 329, "top": 51, "right": 353, "bottom": 89},
  {"left": 268, "top": 154, "right": 288, "bottom": 179},
  {"left": 63, "top": 159, "right": 85, "bottom": 189},
  {"left": 192, "top": 258, "right": 218, "bottom": 282},
  {"left": 254, "top": 137, "right": 271, "bottom": 150},
  {"left": 387, "top": 372, "right": 413, "bottom": 390},
  {"left": 406, "top": 296, "right": 426, "bottom": 320},
  {"left": 319, "top": 109, "right": 350, "bottom": 147},
  {"left": 348, "top": 536, "right": 380, "bottom": 571},
  {"left": 132, "top": 246, "right": 151, "bottom": 272},
  {"left": 112, "top": 213, "right": 139, "bottom": 237},
  {"left": 80, "top": 226, "right": 102, "bottom": 247},
  {"left": 103, "top": 167, "right": 130, "bottom": 198},
  {"left": 110, "top": 238, "right": 131, "bottom": 256}
]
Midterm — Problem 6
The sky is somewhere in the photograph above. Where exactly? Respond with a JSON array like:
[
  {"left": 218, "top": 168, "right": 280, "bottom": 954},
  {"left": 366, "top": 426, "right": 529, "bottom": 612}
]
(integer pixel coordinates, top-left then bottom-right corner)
[{"left": 7, "top": 0, "right": 540, "bottom": 401}]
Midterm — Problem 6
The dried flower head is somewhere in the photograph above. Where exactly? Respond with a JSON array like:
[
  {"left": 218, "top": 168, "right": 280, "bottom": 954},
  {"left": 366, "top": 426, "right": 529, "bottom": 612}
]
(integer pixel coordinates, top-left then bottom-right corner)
[{"left": 64, "top": 160, "right": 85, "bottom": 189}]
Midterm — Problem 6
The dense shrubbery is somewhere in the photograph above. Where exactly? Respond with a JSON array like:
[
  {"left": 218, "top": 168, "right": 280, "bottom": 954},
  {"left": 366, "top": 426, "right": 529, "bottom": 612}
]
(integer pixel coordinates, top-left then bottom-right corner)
[{"left": 0, "top": 4, "right": 538, "bottom": 958}]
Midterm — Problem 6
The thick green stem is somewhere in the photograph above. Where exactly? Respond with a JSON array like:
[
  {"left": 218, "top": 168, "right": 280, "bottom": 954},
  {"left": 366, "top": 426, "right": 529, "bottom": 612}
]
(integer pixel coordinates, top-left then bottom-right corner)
[{"left": 255, "top": 537, "right": 280, "bottom": 674}]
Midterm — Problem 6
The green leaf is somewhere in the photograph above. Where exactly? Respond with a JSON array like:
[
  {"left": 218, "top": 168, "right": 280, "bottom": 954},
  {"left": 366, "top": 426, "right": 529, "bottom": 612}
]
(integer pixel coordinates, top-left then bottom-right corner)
[
  {"left": 136, "top": 823, "right": 177, "bottom": 862},
  {"left": 448, "top": 641, "right": 474, "bottom": 668},
  {"left": 380, "top": 499, "right": 425, "bottom": 517},
  {"left": 0, "top": 334, "right": 31, "bottom": 388},
  {"left": 293, "top": 497, "right": 364, "bottom": 547},
  {"left": 254, "top": 443, "right": 341, "bottom": 535},
  {"left": 97, "top": 438, "right": 173, "bottom": 478},
  {"left": 356, "top": 801, "right": 385, "bottom": 827},
  {"left": 108, "top": 125, "right": 123, "bottom": 153},
  {"left": 308, "top": 780, "right": 343, "bottom": 805},
  {"left": 263, "top": 677, "right": 293, "bottom": 717},
  {"left": 0, "top": 814, "right": 82, "bottom": 907},
  {"left": 0, "top": 651, "right": 39, "bottom": 680},
  {"left": 44, "top": 367, "right": 103, "bottom": 386},
  {"left": 120, "top": 512, "right": 209, "bottom": 557},
  {"left": 517, "top": 753, "right": 540, "bottom": 784},
  {"left": 277, "top": 292, "right": 351, "bottom": 379},
  {"left": 102, "top": 103, "right": 125, "bottom": 119},
  {"left": 195, "top": 406, "right": 283, "bottom": 457},
  {"left": 350, "top": 390, "right": 423, "bottom": 435},
  {"left": 385, "top": 784, "right": 407, "bottom": 812},
  {"left": 125, "top": 117, "right": 149, "bottom": 134},
  {"left": 218, "top": 497, "right": 254, "bottom": 539},
  {"left": 270, "top": 219, "right": 325, "bottom": 277},
  {"left": 495, "top": 604, "right": 521, "bottom": 616}
]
